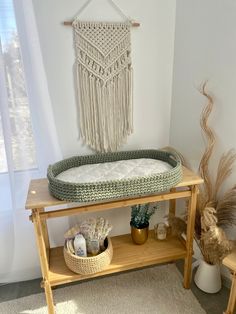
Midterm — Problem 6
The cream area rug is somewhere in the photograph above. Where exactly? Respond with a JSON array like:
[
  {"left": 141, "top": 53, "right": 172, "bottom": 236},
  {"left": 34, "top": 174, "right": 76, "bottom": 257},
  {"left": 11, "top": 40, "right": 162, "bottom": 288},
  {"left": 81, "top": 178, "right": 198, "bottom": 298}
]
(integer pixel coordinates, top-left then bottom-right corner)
[{"left": 0, "top": 264, "right": 205, "bottom": 314}]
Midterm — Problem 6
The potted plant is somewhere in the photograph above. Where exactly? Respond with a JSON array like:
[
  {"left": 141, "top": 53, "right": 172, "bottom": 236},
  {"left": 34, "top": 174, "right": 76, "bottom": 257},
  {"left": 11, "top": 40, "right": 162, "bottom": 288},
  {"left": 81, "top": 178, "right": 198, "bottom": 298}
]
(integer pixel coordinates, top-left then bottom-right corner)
[
  {"left": 192, "top": 83, "right": 236, "bottom": 293},
  {"left": 130, "top": 203, "right": 156, "bottom": 244},
  {"left": 167, "top": 82, "right": 235, "bottom": 293},
  {"left": 194, "top": 206, "right": 232, "bottom": 293}
]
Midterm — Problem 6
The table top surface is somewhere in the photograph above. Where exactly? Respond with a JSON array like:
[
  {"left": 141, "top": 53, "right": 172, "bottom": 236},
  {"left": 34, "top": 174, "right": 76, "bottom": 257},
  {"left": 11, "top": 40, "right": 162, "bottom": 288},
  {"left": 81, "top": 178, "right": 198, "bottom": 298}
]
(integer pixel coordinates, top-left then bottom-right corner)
[{"left": 25, "top": 166, "right": 203, "bottom": 209}]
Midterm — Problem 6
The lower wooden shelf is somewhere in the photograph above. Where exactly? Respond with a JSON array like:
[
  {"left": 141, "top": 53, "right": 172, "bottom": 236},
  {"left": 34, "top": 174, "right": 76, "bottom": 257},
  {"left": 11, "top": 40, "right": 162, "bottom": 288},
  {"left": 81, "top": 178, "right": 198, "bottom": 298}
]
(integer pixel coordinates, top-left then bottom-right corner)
[{"left": 48, "top": 231, "right": 187, "bottom": 287}]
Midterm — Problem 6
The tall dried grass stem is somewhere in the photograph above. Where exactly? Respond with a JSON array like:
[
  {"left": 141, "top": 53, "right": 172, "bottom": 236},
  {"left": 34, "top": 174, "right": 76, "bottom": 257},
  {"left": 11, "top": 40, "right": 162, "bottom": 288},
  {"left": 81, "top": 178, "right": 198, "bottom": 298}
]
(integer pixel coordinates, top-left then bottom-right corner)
[
  {"left": 214, "top": 150, "right": 236, "bottom": 200},
  {"left": 198, "top": 81, "right": 215, "bottom": 205},
  {"left": 216, "top": 185, "right": 236, "bottom": 227}
]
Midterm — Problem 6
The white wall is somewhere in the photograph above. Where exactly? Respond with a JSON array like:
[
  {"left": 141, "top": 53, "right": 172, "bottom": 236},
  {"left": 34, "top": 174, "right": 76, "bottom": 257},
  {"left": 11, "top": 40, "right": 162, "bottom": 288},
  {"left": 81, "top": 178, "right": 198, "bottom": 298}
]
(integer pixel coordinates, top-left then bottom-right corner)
[
  {"left": 170, "top": 0, "right": 236, "bottom": 175},
  {"left": 32, "top": 0, "right": 176, "bottom": 237},
  {"left": 170, "top": 0, "right": 236, "bottom": 278}
]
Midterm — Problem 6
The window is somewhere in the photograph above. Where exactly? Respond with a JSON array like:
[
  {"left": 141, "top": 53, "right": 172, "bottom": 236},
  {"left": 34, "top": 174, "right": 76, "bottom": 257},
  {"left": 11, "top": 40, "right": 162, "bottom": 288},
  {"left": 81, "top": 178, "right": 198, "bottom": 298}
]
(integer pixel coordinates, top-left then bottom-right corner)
[{"left": 0, "top": 0, "right": 37, "bottom": 173}]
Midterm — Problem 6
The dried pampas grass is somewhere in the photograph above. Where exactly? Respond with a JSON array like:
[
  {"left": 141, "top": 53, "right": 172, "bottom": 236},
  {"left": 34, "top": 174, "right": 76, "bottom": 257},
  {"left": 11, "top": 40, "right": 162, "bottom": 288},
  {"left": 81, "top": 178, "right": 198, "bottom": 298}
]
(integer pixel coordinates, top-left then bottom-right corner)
[
  {"left": 194, "top": 81, "right": 236, "bottom": 264},
  {"left": 200, "top": 226, "right": 232, "bottom": 265},
  {"left": 163, "top": 82, "right": 236, "bottom": 264},
  {"left": 216, "top": 185, "right": 236, "bottom": 227},
  {"left": 214, "top": 151, "right": 236, "bottom": 200},
  {"left": 201, "top": 207, "right": 217, "bottom": 231},
  {"left": 199, "top": 206, "right": 231, "bottom": 264}
]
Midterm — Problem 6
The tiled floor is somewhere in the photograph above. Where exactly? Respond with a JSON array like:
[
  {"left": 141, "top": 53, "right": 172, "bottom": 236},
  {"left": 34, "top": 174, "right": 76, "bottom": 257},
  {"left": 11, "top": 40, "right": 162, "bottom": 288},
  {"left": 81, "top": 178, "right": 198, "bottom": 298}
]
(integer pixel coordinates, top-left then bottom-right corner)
[{"left": 0, "top": 263, "right": 230, "bottom": 314}]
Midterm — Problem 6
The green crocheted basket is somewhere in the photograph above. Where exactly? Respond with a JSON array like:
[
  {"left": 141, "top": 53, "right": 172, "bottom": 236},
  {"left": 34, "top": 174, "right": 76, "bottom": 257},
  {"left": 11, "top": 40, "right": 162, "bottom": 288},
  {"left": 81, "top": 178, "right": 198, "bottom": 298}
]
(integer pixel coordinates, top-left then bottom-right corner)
[{"left": 47, "top": 149, "right": 182, "bottom": 202}]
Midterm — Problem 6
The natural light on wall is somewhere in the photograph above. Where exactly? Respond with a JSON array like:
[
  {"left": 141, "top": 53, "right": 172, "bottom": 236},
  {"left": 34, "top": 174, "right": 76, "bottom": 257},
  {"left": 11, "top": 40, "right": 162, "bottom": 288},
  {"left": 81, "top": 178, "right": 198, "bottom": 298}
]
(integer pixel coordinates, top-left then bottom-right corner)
[{"left": 0, "top": 0, "right": 37, "bottom": 173}]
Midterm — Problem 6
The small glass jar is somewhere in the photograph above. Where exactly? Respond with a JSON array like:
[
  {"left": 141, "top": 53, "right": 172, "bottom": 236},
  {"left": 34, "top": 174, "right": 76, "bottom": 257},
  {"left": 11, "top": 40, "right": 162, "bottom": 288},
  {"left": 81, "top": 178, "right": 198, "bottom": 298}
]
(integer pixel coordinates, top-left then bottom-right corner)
[{"left": 154, "top": 223, "right": 167, "bottom": 240}]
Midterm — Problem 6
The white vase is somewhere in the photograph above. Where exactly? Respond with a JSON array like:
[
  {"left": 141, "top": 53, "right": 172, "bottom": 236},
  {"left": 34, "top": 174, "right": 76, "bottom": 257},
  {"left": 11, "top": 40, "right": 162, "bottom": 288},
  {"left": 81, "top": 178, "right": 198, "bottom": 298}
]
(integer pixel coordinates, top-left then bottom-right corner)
[{"left": 194, "top": 260, "right": 222, "bottom": 293}]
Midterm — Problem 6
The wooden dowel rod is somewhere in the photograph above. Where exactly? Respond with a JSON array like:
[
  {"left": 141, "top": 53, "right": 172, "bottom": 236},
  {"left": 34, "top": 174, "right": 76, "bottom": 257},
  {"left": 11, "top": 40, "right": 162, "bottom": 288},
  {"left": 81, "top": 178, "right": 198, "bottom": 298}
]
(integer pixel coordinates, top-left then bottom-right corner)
[
  {"left": 131, "top": 22, "right": 140, "bottom": 27},
  {"left": 63, "top": 21, "right": 73, "bottom": 26},
  {"left": 63, "top": 21, "right": 140, "bottom": 27}
]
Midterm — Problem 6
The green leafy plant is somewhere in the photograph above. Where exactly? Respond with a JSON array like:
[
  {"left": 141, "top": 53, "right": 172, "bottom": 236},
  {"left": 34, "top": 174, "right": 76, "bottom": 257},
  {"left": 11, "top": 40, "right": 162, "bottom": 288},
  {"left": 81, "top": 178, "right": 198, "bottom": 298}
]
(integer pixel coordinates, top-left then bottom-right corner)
[{"left": 130, "top": 203, "right": 156, "bottom": 228}]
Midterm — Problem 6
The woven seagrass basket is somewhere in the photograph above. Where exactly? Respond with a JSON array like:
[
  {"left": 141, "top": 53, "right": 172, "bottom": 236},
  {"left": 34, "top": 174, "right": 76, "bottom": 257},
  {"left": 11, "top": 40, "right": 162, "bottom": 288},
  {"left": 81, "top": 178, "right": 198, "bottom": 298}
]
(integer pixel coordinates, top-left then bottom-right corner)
[{"left": 64, "top": 238, "right": 113, "bottom": 275}]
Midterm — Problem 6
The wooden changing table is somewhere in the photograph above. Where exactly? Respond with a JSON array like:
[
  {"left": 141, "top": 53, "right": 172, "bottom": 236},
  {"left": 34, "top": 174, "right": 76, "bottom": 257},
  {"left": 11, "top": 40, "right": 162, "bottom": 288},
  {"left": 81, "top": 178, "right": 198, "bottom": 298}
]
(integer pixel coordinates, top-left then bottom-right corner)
[{"left": 25, "top": 166, "right": 203, "bottom": 314}]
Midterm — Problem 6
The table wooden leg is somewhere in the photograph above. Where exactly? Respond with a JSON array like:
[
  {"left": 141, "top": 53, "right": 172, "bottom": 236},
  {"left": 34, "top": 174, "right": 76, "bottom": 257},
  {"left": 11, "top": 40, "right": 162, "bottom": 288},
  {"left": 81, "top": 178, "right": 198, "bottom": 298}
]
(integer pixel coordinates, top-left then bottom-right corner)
[
  {"left": 44, "top": 280, "right": 55, "bottom": 314},
  {"left": 225, "top": 272, "right": 236, "bottom": 314},
  {"left": 169, "top": 188, "right": 176, "bottom": 216},
  {"left": 32, "top": 209, "right": 55, "bottom": 313},
  {"left": 183, "top": 185, "right": 197, "bottom": 289},
  {"left": 38, "top": 208, "right": 50, "bottom": 263}
]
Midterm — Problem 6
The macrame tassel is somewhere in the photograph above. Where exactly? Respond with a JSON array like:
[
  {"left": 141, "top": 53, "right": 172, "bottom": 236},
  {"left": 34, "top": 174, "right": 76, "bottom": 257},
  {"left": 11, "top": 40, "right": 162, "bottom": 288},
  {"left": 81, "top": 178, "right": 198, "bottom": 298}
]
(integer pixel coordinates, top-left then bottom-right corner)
[{"left": 74, "top": 21, "right": 133, "bottom": 152}]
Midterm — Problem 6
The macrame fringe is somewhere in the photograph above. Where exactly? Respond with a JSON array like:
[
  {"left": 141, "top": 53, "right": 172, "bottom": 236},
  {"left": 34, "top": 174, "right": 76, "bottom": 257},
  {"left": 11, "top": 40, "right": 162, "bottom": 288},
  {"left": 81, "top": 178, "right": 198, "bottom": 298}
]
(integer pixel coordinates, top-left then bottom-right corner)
[{"left": 77, "top": 66, "right": 133, "bottom": 152}]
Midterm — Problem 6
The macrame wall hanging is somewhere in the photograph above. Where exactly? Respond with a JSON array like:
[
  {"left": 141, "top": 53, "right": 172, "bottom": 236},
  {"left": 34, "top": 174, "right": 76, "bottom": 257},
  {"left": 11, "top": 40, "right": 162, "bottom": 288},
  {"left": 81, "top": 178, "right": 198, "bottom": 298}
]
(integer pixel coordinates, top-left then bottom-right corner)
[{"left": 64, "top": 0, "right": 140, "bottom": 153}]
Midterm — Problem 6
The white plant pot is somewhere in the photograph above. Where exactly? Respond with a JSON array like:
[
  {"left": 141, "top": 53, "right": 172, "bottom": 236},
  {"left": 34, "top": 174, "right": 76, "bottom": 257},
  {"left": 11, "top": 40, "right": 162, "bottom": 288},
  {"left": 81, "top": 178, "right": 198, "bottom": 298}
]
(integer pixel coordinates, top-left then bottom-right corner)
[{"left": 194, "top": 260, "right": 221, "bottom": 293}]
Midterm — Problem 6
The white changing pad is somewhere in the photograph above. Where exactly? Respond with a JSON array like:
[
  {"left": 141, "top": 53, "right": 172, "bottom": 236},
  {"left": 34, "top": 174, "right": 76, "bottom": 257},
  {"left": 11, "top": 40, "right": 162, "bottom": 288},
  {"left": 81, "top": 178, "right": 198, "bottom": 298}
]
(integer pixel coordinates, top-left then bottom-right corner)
[{"left": 56, "top": 158, "right": 172, "bottom": 183}]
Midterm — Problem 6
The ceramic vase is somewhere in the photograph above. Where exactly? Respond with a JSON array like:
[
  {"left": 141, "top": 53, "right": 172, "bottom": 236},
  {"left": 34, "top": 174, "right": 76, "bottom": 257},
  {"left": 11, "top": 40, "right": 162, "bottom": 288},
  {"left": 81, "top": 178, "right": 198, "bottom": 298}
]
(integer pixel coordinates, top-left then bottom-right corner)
[
  {"left": 194, "top": 259, "right": 222, "bottom": 293},
  {"left": 130, "top": 223, "right": 149, "bottom": 245}
]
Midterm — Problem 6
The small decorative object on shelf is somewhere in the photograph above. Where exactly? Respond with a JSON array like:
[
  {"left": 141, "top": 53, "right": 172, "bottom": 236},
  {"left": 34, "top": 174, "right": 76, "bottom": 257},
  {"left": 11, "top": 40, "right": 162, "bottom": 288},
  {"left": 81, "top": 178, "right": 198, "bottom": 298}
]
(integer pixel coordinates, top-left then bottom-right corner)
[
  {"left": 74, "top": 234, "right": 87, "bottom": 257},
  {"left": 167, "top": 213, "right": 187, "bottom": 237},
  {"left": 130, "top": 203, "right": 157, "bottom": 244},
  {"left": 87, "top": 239, "right": 100, "bottom": 256},
  {"left": 154, "top": 223, "right": 167, "bottom": 240}
]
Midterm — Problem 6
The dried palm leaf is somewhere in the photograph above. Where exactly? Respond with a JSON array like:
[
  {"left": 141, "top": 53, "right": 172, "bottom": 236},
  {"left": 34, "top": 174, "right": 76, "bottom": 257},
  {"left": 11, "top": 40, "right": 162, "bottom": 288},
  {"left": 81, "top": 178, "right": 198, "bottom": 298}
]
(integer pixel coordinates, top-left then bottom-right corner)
[
  {"left": 214, "top": 150, "right": 236, "bottom": 200},
  {"left": 198, "top": 81, "right": 216, "bottom": 205},
  {"left": 194, "top": 82, "right": 216, "bottom": 237},
  {"left": 216, "top": 185, "right": 236, "bottom": 227}
]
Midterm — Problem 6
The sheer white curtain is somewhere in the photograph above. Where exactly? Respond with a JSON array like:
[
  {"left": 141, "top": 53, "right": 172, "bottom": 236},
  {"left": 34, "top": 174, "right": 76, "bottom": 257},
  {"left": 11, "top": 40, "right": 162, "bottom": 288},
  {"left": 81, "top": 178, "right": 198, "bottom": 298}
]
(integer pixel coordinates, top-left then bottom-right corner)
[{"left": 0, "top": 0, "right": 64, "bottom": 282}]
